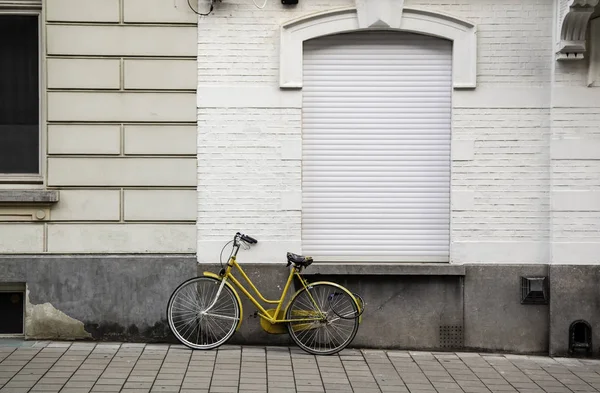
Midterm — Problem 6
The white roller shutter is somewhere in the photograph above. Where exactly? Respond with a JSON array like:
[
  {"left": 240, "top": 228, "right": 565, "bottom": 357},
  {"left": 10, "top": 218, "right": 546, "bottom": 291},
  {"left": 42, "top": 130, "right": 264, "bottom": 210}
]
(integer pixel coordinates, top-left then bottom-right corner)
[{"left": 302, "top": 31, "right": 452, "bottom": 262}]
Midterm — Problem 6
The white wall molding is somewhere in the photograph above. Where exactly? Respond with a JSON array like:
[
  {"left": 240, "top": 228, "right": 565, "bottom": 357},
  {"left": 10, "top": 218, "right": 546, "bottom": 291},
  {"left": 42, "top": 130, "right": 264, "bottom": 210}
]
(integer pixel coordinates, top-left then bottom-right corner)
[
  {"left": 556, "top": 0, "right": 600, "bottom": 60},
  {"left": 551, "top": 139, "right": 600, "bottom": 160},
  {"left": 588, "top": 17, "right": 600, "bottom": 86},
  {"left": 451, "top": 241, "right": 549, "bottom": 264},
  {"left": 280, "top": 7, "right": 477, "bottom": 89},
  {"left": 552, "top": 190, "right": 600, "bottom": 211},
  {"left": 552, "top": 242, "right": 600, "bottom": 264},
  {"left": 552, "top": 87, "right": 600, "bottom": 107}
]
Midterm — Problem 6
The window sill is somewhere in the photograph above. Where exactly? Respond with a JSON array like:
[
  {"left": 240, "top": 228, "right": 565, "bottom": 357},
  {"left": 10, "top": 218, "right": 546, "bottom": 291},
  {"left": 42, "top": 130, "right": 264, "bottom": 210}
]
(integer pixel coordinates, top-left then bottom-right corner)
[
  {"left": 0, "top": 190, "right": 58, "bottom": 221},
  {"left": 302, "top": 263, "right": 465, "bottom": 276},
  {"left": 0, "top": 190, "right": 59, "bottom": 204}
]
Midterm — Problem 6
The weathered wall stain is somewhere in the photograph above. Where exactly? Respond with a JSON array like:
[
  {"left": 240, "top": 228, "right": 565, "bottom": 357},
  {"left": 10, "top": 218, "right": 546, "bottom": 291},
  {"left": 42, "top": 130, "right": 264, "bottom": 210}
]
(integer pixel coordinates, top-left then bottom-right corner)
[{"left": 25, "top": 289, "right": 91, "bottom": 340}]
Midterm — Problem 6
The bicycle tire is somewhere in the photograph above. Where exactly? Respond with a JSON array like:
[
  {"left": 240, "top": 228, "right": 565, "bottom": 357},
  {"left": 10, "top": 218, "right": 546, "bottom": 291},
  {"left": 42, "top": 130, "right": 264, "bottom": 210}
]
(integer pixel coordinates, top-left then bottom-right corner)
[
  {"left": 167, "top": 276, "right": 240, "bottom": 350},
  {"left": 286, "top": 282, "right": 360, "bottom": 355}
]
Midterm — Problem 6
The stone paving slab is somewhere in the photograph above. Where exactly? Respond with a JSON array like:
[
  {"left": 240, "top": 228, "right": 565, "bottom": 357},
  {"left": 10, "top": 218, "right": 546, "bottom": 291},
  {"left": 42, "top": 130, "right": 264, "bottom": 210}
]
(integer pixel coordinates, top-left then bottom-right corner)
[{"left": 1, "top": 341, "right": 600, "bottom": 393}]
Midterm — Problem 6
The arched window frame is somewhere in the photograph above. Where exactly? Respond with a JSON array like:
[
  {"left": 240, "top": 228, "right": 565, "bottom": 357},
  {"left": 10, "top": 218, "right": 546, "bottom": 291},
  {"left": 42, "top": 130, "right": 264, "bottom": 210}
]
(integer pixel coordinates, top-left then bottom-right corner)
[{"left": 279, "top": 7, "right": 477, "bottom": 90}]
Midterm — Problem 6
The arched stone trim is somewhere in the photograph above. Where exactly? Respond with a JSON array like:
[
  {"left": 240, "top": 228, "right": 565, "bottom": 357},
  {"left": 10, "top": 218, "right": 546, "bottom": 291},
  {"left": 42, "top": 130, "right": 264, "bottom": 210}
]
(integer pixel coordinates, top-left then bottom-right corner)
[
  {"left": 279, "top": 7, "right": 477, "bottom": 89},
  {"left": 557, "top": 0, "right": 599, "bottom": 60}
]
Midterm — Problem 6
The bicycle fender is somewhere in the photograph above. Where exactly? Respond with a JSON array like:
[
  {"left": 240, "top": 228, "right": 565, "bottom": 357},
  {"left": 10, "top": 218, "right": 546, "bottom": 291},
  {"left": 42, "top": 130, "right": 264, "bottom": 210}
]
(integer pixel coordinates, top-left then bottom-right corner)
[
  {"left": 203, "top": 271, "right": 244, "bottom": 330},
  {"left": 283, "top": 281, "right": 363, "bottom": 324}
]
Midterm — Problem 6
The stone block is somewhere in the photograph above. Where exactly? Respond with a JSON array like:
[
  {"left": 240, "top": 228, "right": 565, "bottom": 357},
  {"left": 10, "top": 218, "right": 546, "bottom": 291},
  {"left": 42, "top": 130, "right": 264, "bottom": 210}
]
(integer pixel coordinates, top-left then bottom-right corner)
[
  {"left": 47, "top": 224, "right": 196, "bottom": 253},
  {"left": 46, "top": 0, "right": 120, "bottom": 22},
  {"left": 47, "top": 59, "right": 121, "bottom": 89},
  {"left": 51, "top": 190, "right": 121, "bottom": 221},
  {"left": 47, "top": 158, "right": 196, "bottom": 186},
  {"left": 48, "top": 125, "right": 121, "bottom": 155},
  {"left": 47, "top": 92, "right": 196, "bottom": 122},
  {"left": 0, "top": 224, "right": 44, "bottom": 253},
  {"left": 123, "top": 190, "right": 196, "bottom": 221},
  {"left": 124, "top": 59, "right": 196, "bottom": 90},
  {"left": 47, "top": 25, "right": 197, "bottom": 57},
  {"left": 123, "top": 125, "right": 196, "bottom": 155},
  {"left": 123, "top": 0, "right": 197, "bottom": 24}
]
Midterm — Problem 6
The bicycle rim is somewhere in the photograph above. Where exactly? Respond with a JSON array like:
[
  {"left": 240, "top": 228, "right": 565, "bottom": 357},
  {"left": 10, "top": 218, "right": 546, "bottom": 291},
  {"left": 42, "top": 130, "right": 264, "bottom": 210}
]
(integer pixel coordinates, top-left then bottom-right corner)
[
  {"left": 167, "top": 277, "right": 239, "bottom": 350},
  {"left": 286, "top": 283, "right": 359, "bottom": 355}
]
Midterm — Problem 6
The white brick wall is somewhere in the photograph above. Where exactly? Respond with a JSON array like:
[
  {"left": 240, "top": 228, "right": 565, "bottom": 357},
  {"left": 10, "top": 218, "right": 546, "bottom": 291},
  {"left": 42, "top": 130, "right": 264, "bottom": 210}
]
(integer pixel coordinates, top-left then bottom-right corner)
[{"left": 196, "top": 0, "right": 600, "bottom": 264}]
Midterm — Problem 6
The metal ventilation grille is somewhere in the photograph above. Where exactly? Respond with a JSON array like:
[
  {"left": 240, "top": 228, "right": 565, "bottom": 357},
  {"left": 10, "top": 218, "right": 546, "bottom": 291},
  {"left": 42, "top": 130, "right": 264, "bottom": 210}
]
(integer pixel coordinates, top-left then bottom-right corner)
[
  {"left": 439, "top": 325, "right": 463, "bottom": 349},
  {"left": 521, "top": 276, "right": 549, "bottom": 305}
]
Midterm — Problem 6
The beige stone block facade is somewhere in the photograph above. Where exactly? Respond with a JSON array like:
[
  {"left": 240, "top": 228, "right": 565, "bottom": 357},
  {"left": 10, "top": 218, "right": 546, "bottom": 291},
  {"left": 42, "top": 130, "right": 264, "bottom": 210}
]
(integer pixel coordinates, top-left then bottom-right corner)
[
  {"left": 0, "top": 224, "right": 44, "bottom": 253},
  {"left": 124, "top": 60, "right": 197, "bottom": 90},
  {"left": 123, "top": 0, "right": 197, "bottom": 24},
  {"left": 51, "top": 190, "right": 121, "bottom": 221},
  {"left": 3, "top": 0, "right": 197, "bottom": 254},
  {"left": 47, "top": 92, "right": 196, "bottom": 122},
  {"left": 47, "top": 59, "right": 121, "bottom": 90},
  {"left": 47, "top": 158, "right": 197, "bottom": 187},
  {"left": 47, "top": 25, "right": 197, "bottom": 57},
  {"left": 48, "top": 125, "right": 121, "bottom": 155},
  {"left": 46, "top": 0, "right": 120, "bottom": 22},
  {"left": 47, "top": 224, "right": 196, "bottom": 253},
  {"left": 124, "top": 190, "right": 196, "bottom": 221},
  {"left": 124, "top": 125, "right": 196, "bottom": 155}
]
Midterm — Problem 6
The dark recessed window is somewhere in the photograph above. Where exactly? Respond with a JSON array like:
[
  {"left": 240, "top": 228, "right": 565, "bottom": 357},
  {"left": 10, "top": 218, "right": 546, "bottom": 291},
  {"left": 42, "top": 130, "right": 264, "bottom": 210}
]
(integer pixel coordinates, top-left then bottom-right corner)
[{"left": 0, "top": 15, "right": 39, "bottom": 174}]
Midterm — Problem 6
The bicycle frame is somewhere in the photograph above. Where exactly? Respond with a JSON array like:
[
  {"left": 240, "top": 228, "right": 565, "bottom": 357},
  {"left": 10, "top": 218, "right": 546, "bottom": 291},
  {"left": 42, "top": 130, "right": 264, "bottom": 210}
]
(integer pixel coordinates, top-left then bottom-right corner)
[{"left": 203, "top": 242, "right": 325, "bottom": 325}]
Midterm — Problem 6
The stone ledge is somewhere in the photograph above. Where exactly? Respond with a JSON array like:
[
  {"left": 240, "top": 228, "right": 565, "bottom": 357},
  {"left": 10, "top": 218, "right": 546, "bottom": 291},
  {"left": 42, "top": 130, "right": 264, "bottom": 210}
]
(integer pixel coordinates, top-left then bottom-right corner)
[
  {"left": 303, "top": 263, "right": 465, "bottom": 276},
  {"left": 0, "top": 190, "right": 59, "bottom": 204}
]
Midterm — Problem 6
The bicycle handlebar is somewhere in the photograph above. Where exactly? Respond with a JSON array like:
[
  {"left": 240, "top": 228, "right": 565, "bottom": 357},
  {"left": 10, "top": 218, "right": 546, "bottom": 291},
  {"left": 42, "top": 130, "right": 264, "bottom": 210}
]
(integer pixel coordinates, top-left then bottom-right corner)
[{"left": 236, "top": 232, "right": 258, "bottom": 244}]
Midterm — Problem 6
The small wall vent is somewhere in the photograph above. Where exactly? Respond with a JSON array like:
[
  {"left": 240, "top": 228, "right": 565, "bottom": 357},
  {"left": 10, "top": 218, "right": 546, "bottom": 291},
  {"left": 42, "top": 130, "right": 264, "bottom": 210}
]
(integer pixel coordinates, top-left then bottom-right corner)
[
  {"left": 569, "top": 320, "right": 592, "bottom": 356},
  {"left": 521, "top": 276, "right": 549, "bottom": 305}
]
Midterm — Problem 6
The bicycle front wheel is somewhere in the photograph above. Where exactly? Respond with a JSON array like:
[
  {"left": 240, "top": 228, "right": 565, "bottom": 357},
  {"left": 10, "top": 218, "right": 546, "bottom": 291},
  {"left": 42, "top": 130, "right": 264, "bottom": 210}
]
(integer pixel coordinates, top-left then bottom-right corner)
[
  {"left": 167, "top": 276, "right": 240, "bottom": 350},
  {"left": 286, "top": 283, "right": 360, "bottom": 355}
]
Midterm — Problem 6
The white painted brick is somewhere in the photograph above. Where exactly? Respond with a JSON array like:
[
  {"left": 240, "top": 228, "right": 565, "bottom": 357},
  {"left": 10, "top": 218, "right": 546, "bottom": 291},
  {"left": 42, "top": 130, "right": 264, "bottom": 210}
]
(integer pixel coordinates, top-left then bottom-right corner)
[
  {"left": 47, "top": 59, "right": 120, "bottom": 90},
  {"left": 280, "top": 140, "right": 302, "bottom": 160},
  {"left": 51, "top": 190, "right": 120, "bottom": 221},
  {"left": 124, "top": 60, "right": 197, "bottom": 90},
  {"left": 48, "top": 158, "right": 196, "bottom": 187},
  {"left": 123, "top": 0, "right": 197, "bottom": 23},
  {"left": 48, "top": 125, "right": 121, "bottom": 155},
  {"left": 124, "top": 125, "right": 196, "bottom": 155},
  {"left": 46, "top": 0, "right": 120, "bottom": 22},
  {"left": 0, "top": 224, "right": 44, "bottom": 253},
  {"left": 451, "top": 140, "right": 475, "bottom": 161},
  {"left": 47, "top": 25, "right": 197, "bottom": 57},
  {"left": 451, "top": 191, "right": 474, "bottom": 211},
  {"left": 124, "top": 190, "right": 196, "bottom": 221},
  {"left": 48, "top": 92, "right": 196, "bottom": 122},
  {"left": 47, "top": 224, "right": 196, "bottom": 253},
  {"left": 281, "top": 191, "right": 301, "bottom": 211}
]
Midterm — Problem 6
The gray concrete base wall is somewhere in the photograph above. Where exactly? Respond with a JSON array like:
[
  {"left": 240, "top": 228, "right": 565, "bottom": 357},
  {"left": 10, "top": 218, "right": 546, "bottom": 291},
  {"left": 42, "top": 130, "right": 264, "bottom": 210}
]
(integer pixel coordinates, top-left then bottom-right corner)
[
  {"left": 0, "top": 255, "right": 195, "bottom": 342},
  {"left": 1, "top": 257, "right": 596, "bottom": 357},
  {"left": 549, "top": 265, "right": 600, "bottom": 357}
]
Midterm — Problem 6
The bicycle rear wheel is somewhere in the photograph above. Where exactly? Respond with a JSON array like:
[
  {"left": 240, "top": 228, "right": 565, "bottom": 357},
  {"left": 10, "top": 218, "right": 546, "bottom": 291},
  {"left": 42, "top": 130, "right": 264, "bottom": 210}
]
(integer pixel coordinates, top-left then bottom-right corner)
[
  {"left": 286, "top": 283, "right": 360, "bottom": 355},
  {"left": 167, "top": 276, "right": 240, "bottom": 350}
]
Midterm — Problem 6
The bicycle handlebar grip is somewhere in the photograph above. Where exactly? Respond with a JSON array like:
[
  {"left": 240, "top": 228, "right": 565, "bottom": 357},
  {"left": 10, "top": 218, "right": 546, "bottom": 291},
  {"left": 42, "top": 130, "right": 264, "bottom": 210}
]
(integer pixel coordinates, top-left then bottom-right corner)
[{"left": 241, "top": 234, "right": 258, "bottom": 244}]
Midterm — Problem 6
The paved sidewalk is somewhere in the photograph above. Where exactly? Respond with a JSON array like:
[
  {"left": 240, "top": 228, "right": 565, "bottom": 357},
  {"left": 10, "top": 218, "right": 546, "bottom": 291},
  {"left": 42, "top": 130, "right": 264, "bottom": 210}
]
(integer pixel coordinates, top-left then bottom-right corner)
[{"left": 1, "top": 341, "right": 600, "bottom": 393}]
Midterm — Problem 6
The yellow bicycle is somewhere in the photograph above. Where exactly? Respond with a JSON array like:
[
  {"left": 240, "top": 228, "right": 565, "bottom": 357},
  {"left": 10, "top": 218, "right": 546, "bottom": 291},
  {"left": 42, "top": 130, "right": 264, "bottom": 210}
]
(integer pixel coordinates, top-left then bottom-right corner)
[{"left": 167, "top": 232, "right": 364, "bottom": 355}]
